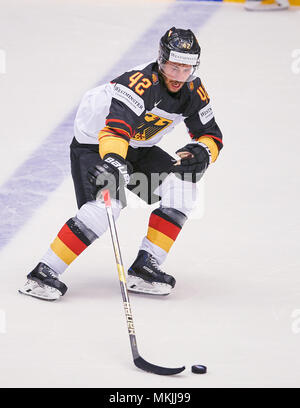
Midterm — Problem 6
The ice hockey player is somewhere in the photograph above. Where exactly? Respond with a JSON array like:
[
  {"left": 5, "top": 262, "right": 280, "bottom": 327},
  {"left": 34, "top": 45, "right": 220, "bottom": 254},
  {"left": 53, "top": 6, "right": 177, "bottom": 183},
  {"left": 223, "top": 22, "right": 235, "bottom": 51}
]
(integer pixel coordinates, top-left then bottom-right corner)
[
  {"left": 19, "top": 27, "right": 223, "bottom": 301},
  {"left": 245, "top": 0, "right": 289, "bottom": 11}
]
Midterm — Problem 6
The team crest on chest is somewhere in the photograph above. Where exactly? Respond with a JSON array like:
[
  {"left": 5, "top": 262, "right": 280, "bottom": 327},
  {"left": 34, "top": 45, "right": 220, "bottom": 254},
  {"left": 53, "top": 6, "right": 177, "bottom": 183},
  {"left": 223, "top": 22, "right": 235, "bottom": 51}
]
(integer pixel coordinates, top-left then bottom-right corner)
[{"left": 133, "top": 112, "right": 172, "bottom": 141}]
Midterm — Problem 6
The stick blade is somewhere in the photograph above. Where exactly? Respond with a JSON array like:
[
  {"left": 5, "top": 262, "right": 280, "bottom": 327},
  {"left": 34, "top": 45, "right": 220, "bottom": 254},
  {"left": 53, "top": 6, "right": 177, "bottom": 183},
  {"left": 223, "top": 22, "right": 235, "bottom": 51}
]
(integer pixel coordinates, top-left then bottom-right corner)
[{"left": 134, "top": 356, "right": 185, "bottom": 376}]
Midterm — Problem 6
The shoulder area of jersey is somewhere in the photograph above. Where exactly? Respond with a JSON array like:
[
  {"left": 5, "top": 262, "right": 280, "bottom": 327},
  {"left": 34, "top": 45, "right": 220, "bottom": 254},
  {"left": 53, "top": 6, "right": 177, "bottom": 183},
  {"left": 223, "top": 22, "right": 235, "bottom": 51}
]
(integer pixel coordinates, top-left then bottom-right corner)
[
  {"left": 186, "top": 76, "right": 202, "bottom": 92},
  {"left": 127, "top": 61, "right": 160, "bottom": 85}
]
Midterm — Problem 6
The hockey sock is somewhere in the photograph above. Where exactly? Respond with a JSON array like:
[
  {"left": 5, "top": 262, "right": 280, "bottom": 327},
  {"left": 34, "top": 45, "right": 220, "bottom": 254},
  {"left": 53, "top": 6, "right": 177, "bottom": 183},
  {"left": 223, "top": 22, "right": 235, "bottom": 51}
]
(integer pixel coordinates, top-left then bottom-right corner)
[
  {"left": 41, "top": 217, "right": 98, "bottom": 274},
  {"left": 140, "top": 207, "right": 187, "bottom": 265}
]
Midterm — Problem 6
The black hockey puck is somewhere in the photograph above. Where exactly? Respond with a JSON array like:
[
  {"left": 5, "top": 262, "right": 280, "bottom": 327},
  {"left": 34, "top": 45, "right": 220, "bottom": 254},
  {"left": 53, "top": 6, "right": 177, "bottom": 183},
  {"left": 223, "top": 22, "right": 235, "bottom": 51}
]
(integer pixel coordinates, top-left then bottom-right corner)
[{"left": 191, "top": 364, "right": 207, "bottom": 374}]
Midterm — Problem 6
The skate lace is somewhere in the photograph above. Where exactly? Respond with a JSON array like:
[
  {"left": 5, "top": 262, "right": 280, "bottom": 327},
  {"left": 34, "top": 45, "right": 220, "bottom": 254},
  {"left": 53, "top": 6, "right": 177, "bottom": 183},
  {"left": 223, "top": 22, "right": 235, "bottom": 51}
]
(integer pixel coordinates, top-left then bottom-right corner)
[
  {"left": 42, "top": 265, "right": 58, "bottom": 280},
  {"left": 148, "top": 256, "right": 164, "bottom": 275}
]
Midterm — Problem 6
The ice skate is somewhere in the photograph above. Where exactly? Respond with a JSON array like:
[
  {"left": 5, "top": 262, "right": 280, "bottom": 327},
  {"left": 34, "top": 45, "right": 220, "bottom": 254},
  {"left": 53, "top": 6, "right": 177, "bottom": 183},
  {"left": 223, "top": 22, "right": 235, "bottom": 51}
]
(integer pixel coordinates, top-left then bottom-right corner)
[
  {"left": 127, "top": 250, "right": 176, "bottom": 296},
  {"left": 19, "top": 262, "right": 68, "bottom": 301}
]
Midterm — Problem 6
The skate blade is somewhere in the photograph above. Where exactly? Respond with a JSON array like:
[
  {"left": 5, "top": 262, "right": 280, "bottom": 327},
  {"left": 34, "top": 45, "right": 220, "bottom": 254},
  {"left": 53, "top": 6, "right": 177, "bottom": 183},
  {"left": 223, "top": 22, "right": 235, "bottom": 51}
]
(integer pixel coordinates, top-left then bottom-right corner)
[
  {"left": 18, "top": 289, "right": 59, "bottom": 301},
  {"left": 18, "top": 280, "right": 61, "bottom": 301},
  {"left": 127, "top": 276, "right": 172, "bottom": 296}
]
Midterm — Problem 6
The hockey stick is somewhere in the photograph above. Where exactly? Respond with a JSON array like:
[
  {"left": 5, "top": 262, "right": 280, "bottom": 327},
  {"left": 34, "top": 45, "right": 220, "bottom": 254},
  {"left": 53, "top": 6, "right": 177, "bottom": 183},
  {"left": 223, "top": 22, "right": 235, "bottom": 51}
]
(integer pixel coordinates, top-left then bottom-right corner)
[{"left": 101, "top": 189, "right": 185, "bottom": 376}]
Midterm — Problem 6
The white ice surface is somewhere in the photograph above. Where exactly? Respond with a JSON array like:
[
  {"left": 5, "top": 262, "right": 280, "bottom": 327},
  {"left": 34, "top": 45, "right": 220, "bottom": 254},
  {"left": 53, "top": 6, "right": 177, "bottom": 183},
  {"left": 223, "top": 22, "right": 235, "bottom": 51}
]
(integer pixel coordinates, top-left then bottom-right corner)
[{"left": 0, "top": 0, "right": 300, "bottom": 388}]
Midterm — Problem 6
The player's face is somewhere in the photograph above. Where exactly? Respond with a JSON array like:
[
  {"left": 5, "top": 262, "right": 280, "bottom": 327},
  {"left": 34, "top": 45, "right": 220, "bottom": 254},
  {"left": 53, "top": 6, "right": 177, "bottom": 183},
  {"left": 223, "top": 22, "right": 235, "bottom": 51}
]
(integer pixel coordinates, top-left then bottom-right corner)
[{"left": 161, "top": 61, "right": 193, "bottom": 93}]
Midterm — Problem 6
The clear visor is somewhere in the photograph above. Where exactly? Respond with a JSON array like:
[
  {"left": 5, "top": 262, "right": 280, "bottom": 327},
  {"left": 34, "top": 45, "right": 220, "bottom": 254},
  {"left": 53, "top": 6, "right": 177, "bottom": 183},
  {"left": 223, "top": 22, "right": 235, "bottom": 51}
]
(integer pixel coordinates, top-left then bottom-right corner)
[{"left": 158, "top": 56, "right": 199, "bottom": 83}]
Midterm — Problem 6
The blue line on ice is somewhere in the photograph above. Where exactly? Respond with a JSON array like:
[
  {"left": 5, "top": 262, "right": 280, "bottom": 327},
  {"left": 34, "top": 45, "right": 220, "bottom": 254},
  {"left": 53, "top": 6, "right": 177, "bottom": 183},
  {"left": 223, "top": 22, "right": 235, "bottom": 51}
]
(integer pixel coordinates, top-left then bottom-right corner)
[{"left": 0, "top": 2, "right": 220, "bottom": 251}]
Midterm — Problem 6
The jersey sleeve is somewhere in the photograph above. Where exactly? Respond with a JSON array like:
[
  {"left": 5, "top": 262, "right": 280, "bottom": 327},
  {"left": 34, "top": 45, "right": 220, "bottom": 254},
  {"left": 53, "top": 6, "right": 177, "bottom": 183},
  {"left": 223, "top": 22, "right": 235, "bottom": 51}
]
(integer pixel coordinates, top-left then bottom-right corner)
[
  {"left": 184, "top": 79, "right": 223, "bottom": 162},
  {"left": 98, "top": 69, "right": 153, "bottom": 159}
]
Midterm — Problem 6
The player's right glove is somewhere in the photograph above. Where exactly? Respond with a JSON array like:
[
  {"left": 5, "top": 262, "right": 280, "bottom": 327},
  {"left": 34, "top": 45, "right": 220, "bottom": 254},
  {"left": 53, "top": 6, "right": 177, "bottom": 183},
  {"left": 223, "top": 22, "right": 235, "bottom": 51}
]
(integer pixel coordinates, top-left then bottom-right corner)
[
  {"left": 87, "top": 153, "right": 132, "bottom": 206},
  {"left": 173, "top": 142, "right": 211, "bottom": 182}
]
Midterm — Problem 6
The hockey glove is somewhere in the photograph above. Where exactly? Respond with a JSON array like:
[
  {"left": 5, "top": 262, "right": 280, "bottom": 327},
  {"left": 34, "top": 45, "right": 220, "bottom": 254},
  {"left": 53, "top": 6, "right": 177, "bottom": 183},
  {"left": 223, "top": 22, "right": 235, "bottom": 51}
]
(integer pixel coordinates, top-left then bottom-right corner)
[
  {"left": 87, "top": 153, "right": 132, "bottom": 206},
  {"left": 173, "top": 142, "right": 211, "bottom": 182}
]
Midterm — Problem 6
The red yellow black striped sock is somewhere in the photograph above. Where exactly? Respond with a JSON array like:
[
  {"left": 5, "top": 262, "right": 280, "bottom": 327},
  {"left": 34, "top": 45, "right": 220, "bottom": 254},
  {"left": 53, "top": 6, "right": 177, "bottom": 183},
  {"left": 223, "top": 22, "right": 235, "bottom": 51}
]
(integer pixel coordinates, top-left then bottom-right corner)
[
  {"left": 146, "top": 208, "right": 187, "bottom": 253},
  {"left": 48, "top": 217, "right": 97, "bottom": 270}
]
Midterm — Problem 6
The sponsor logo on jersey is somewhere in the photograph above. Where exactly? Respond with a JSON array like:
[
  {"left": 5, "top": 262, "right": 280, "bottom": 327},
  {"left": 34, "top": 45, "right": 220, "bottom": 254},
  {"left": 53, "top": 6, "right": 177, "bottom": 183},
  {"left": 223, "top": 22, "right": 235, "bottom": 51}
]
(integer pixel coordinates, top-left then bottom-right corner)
[
  {"left": 112, "top": 83, "right": 145, "bottom": 116},
  {"left": 133, "top": 112, "right": 172, "bottom": 141},
  {"left": 199, "top": 102, "right": 214, "bottom": 125}
]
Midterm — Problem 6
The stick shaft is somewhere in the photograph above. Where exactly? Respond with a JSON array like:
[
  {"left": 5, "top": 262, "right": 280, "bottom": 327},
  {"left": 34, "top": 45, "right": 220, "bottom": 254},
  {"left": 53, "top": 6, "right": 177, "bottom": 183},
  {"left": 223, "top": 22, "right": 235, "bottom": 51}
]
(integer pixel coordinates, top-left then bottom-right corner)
[
  {"left": 102, "top": 190, "right": 139, "bottom": 360},
  {"left": 101, "top": 190, "right": 186, "bottom": 375}
]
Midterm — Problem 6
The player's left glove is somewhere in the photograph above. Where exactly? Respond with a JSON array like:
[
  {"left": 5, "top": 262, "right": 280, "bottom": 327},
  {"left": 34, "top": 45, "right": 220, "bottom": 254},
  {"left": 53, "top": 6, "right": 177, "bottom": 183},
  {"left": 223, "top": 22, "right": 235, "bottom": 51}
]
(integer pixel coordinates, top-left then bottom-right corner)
[{"left": 173, "top": 142, "right": 211, "bottom": 182}]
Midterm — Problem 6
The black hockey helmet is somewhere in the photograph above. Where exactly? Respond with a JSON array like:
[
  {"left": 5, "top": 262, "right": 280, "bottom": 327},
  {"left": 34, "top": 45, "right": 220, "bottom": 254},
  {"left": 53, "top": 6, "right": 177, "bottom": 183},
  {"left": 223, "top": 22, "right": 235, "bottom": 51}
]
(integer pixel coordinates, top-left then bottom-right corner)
[{"left": 158, "top": 27, "right": 201, "bottom": 81}]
